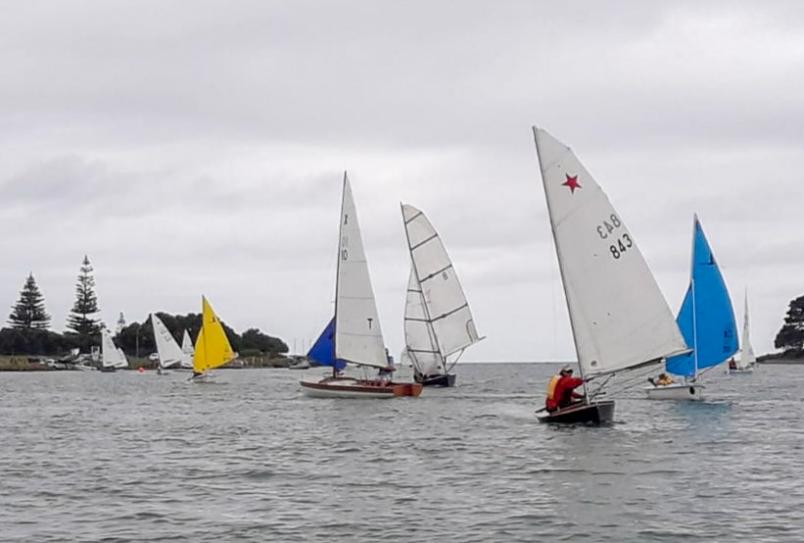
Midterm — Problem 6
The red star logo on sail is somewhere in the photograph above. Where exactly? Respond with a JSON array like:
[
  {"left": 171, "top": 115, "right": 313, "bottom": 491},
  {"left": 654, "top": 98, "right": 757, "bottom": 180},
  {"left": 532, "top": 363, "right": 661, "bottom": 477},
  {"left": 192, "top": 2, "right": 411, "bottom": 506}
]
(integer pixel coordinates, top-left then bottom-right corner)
[{"left": 563, "top": 174, "right": 581, "bottom": 193}]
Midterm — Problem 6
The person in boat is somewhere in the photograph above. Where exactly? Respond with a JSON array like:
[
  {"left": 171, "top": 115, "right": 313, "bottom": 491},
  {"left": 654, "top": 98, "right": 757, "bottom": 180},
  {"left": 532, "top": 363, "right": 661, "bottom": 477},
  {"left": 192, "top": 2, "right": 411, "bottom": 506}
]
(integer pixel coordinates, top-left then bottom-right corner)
[
  {"left": 649, "top": 372, "right": 675, "bottom": 387},
  {"left": 728, "top": 358, "right": 737, "bottom": 370},
  {"left": 546, "top": 368, "right": 585, "bottom": 411}
]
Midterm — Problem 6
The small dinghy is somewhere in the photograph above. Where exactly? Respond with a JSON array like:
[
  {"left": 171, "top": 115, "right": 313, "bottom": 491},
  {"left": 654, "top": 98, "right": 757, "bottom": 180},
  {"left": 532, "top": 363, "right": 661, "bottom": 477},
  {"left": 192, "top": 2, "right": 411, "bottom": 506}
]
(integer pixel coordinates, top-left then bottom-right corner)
[
  {"left": 300, "top": 173, "right": 422, "bottom": 399},
  {"left": 645, "top": 217, "right": 738, "bottom": 400},
  {"left": 399, "top": 204, "right": 483, "bottom": 388},
  {"left": 151, "top": 313, "right": 187, "bottom": 374},
  {"left": 532, "top": 127, "right": 688, "bottom": 424},
  {"left": 728, "top": 290, "right": 756, "bottom": 375},
  {"left": 190, "top": 296, "right": 235, "bottom": 383},
  {"left": 99, "top": 328, "right": 128, "bottom": 372}
]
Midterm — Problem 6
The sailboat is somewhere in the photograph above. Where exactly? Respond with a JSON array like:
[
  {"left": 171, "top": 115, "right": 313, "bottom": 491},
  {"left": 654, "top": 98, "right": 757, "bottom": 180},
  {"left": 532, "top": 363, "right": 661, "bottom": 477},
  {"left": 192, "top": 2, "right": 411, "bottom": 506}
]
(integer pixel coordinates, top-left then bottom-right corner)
[
  {"left": 729, "top": 290, "right": 756, "bottom": 374},
  {"left": 532, "top": 127, "right": 688, "bottom": 424},
  {"left": 400, "top": 203, "right": 482, "bottom": 387},
  {"left": 151, "top": 313, "right": 184, "bottom": 373},
  {"left": 180, "top": 330, "right": 194, "bottom": 369},
  {"left": 192, "top": 296, "right": 236, "bottom": 382},
  {"left": 646, "top": 216, "right": 738, "bottom": 400},
  {"left": 99, "top": 327, "right": 129, "bottom": 372},
  {"left": 300, "top": 173, "right": 422, "bottom": 399}
]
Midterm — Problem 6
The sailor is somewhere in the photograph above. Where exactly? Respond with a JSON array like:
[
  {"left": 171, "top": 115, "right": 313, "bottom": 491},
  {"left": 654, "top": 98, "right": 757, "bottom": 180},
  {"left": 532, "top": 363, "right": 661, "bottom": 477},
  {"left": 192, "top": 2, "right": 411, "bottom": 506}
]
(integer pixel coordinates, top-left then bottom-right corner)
[
  {"left": 649, "top": 372, "right": 674, "bottom": 387},
  {"left": 545, "top": 368, "right": 567, "bottom": 412},
  {"left": 554, "top": 368, "right": 585, "bottom": 409}
]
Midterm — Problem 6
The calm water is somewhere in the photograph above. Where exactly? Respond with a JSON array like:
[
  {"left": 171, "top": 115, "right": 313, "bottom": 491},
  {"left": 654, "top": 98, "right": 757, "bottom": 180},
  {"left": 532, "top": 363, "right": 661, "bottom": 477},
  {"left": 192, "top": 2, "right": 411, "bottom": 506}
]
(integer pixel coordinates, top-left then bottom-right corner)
[{"left": 1, "top": 363, "right": 803, "bottom": 542}]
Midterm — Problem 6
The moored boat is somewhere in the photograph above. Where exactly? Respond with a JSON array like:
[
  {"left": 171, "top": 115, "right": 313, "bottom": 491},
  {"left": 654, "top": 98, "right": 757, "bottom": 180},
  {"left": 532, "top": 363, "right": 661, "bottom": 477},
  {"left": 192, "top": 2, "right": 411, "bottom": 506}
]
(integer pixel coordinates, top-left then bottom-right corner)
[{"left": 532, "top": 127, "right": 688, "bottom": 424}]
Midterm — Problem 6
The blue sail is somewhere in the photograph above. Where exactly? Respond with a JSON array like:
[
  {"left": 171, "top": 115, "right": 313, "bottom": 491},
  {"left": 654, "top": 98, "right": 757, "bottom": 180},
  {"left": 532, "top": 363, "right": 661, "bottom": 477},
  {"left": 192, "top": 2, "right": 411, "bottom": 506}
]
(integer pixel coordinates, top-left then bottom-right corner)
[
  {"left": 306, "top": 317, "right": 347, "bottom": 371},
  {"left": 665, "top": 218, "right": 738, "bottom": 377}
]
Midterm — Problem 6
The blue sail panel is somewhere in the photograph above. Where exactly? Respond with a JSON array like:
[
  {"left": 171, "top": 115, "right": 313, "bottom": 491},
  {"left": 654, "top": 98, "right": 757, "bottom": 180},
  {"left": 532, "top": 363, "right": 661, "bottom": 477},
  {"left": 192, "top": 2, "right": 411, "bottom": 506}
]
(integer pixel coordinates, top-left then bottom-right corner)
[
  {"left": 306, "top": 317, "right": 347, "bottom": 371},
  {"left": 666, "top": 218, "right": 738, "bottom": 377}
]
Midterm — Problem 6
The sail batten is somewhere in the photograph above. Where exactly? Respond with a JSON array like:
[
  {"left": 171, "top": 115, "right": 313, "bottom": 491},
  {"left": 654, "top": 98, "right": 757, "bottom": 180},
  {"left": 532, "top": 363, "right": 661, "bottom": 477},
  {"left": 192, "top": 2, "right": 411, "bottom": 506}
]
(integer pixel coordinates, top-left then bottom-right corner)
[
  {"left": 533, "top": 127, "right": 687, "bottom": 378},
  {"left": 333, "top": 174, "right": 388, "bottom": 370}
]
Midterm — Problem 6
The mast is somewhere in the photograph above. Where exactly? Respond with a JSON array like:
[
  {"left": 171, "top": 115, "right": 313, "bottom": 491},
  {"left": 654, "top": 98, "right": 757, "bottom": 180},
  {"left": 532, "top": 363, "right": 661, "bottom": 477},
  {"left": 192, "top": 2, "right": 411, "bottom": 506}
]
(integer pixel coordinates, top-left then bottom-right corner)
[
  {"left": 400, "top": 203, "right": 448, "bottom": 374},
  {"left": 332, "top": 172, "right": 348, "bottom": 377},
  {"left": 532, "top": 127, "right": 589, "bottom": 401},
  {"left": 690, "top": 216, "right": 699, "bottom": 381}
]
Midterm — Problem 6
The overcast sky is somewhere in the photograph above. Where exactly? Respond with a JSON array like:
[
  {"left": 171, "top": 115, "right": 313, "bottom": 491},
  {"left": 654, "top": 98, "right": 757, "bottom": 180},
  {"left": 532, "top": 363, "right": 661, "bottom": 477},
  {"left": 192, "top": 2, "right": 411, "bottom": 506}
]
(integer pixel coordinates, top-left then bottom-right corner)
[{"left": 1, "top": 1, "right": 802, "bottom": 361}]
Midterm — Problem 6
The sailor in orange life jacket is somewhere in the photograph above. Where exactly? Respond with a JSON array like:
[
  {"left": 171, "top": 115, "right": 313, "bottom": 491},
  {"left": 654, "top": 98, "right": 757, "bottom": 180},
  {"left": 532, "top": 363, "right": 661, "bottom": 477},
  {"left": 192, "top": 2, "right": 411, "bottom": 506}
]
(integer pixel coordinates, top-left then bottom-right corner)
[{"left": 545, "top": 368, "right": 586, "bottom": 412}]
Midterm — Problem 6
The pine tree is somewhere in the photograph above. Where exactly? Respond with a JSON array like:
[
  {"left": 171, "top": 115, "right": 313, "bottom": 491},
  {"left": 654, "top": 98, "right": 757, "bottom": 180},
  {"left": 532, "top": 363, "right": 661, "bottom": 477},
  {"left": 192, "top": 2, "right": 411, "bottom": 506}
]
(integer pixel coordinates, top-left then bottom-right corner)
[
  {"left": 8, "top": 273, "right": 50, "bottom": 329},
  {"left": 774, "top": 295, "right": 804, "bottom": 354},
  {"left": 66, "top": 255, "right": 101, "bottom": 340}
]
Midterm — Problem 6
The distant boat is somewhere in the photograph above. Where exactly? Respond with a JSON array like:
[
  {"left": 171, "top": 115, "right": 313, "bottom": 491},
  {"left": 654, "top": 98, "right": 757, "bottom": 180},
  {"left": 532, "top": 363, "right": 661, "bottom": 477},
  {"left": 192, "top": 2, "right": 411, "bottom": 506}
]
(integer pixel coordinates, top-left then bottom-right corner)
[
  {"left": 100, "top": 328, "right": 128, "bottom": 372},
  {"left": 400, "top": 203, "right": 482, "bottom": 387},
  {"left": 532, "top": 127, "right": 688, "bottom": 424},
  {"left": 646, "top": 216, "right": 738, "bottom": 400},
  {"left": 180, "top": 330, "right": 194, "bottom": 369},
  {"left": 728, "top": 289, "right": 755, "bottom": 374},
  {"left": 151, "top": 314, "right": 184, "bottom": 373},
  {"left": 300, "top": 173, "right": 422, "bottom": 399},
  {"left": 192, "top": 296, "right": 236, "bottom": 382}
]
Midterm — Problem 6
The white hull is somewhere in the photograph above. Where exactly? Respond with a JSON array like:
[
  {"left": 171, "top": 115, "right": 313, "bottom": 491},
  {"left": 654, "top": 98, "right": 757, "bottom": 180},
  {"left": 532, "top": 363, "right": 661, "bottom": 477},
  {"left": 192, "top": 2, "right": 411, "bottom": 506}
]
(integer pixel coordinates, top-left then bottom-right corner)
[
  {"left": 190, "top": 372, "right": 216, "bottom": 383},
  {"left": 300, "top": 377, "right": 395, "bottom": 399},
  {"left": 728, "top": 367, "right": 754, "bottom": 374},
  {"left": 645, "top": 383, "right": 705, "bottom": 401}
]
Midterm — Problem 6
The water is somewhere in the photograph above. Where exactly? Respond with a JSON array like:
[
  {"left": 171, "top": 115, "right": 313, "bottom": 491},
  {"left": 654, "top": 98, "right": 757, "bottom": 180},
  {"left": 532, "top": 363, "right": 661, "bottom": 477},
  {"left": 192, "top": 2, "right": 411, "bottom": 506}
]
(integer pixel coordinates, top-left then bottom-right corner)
[{"left": 1, "top": 363, "right": 803, "bottom": 542}]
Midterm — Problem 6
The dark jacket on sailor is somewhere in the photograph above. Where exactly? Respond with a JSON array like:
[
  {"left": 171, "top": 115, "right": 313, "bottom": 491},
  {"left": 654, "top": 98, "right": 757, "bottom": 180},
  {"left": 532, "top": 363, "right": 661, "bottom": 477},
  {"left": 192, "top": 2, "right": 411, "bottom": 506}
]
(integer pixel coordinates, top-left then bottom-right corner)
[{"left": 554, "top": 375, "right": 584, "bottom": 408}]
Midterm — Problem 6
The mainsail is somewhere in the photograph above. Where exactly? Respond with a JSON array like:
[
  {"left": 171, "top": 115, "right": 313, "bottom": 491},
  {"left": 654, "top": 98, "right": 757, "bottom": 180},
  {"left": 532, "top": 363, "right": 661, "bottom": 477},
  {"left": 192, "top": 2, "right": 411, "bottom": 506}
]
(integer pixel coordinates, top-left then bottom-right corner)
[
  {"left": 151, "top": 313, "right": 184, "bottom": 369},
  {"left": 401, "top": 204, "right": 480, "bottom": 375},
  {"left": 533, "top": 127, "right": 687, "bottom": 378},
  {"left": 739, "top": 290, "right": 756, "bottom": 369},
  {"left": 333, "top": 173, "right": 388, "bottom": 369},
  {"left": 193, "top": 296, "right": 235, "bottom": 374},
  {"left": 666, "top": 217, "right": 738, "bottom": 377},
  {"left": 403, "top": 268, "right": 443, "bottom": 376},
  {"left": 180, "top": 330, "right": 194, "bottom": 368},
  {"left": 101, "top": 328, "right": 128, "bottom": 369}
]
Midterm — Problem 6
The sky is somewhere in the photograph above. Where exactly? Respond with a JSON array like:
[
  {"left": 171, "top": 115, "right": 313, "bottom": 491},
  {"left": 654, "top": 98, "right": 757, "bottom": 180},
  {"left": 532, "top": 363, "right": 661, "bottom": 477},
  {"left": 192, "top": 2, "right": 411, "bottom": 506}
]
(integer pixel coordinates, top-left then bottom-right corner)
[{"left": 0, "top": 1, "right": 802, "bottom": 361}]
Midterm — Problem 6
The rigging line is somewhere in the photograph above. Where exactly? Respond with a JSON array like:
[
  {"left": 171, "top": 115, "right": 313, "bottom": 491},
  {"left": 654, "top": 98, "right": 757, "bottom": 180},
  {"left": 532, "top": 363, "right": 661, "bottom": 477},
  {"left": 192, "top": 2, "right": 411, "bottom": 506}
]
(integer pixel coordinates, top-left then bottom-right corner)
[{"left": 596, "top": 366, "right": 661, "bottom": 398}]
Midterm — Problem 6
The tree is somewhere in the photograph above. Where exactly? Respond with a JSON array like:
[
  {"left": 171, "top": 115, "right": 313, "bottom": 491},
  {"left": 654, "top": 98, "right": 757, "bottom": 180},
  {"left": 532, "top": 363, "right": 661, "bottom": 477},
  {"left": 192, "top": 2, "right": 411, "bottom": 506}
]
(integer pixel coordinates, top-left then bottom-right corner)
[
  {"left": 66, "top": 255, "right": 101, "bottom": 344},
  {"left": 8, "top": 273, "right": 50, "bottom": 329},
  {"left": 774, "top": 295, "right": 804, "bottom": 354},
  {"left": 241, "top": 328, "right": 288, "bottom": 355}
]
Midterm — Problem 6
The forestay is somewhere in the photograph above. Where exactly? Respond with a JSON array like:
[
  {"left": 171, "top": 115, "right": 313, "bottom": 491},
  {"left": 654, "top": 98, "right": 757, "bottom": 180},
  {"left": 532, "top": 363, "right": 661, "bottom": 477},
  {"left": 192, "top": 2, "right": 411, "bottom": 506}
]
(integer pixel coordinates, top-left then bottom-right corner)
[
  {"left": 152, "top": 314, "right": 184, "bottom": 369},
  {"left": 403, "top": 268, "right": 443, "bottom": 376},
  {"left": 533, "top": 127, "right": 687, "bottom": 378},
  {"left": 334, "top": 174, "right": 388, "bottom": 369},
  {"left": 665, "top": 217, "right": 738, "bottom": 377},
  {"left": 101, "top": 328, "right": 128, "bottom": 369},
  {"left": 401, "top": 204, "right": 480, "bottom": 358}
]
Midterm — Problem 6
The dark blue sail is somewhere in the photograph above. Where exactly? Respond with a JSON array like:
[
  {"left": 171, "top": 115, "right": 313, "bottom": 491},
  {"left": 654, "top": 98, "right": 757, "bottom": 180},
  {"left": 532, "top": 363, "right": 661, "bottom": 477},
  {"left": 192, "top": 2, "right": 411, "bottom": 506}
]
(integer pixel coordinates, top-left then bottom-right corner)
[
  {"left": 307, "top": 317, "right": 347, "bottom": 371},
  {"left": 665, "top": 217, "right": 738, "bottom": 377}
]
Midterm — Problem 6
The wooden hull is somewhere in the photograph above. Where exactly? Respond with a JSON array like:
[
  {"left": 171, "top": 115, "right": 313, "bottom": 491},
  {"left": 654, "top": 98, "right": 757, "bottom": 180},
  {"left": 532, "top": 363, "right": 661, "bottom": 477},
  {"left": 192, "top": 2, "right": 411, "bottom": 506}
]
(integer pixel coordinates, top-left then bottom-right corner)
[
  {"left": 644, "top": 383, "right": 705, "bottom": 401},
  {"left": 414, "top": 372, "right": 456, "bottom": 387},
  {"left": 537, "top": 400, "right": 615, "bottom": 425},
  {"left": 300, "top": 377, "right": 422, "bottom": 399}
]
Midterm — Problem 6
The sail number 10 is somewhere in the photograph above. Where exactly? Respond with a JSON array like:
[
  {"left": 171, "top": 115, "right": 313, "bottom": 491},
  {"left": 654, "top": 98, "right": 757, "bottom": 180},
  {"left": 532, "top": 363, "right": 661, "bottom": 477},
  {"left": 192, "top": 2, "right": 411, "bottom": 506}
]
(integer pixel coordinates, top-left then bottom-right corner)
[{"left": 596, "top": 214, "right": 633, "bottom": 260}]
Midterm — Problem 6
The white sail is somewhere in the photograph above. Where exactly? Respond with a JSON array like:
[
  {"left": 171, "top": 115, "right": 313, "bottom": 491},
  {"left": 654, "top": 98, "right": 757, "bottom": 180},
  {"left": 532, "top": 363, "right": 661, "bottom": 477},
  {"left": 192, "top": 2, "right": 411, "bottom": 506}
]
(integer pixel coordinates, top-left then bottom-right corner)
[
  {"left": 151, "top": 314, "right": 184, "bottom": 369},
  {"left": 403, "top": 267, "right": 444, "bottom": 376},
  {"left": 334, "top": 173, "right": 388, "bottom": 369},
  {"left": 739, "top": 290, "right": 756, "bottom": 369},
  {"left": 533, "top": 127, "right": 688, "bottom": 378},
  {"left": 180, "top": 329, "right": 194, "bottom": 368},
  {"left": 101, "top": 328, "right": 128, "bottom": 369},
  {"left": 401, "top": 203, "right": 480, "bottom": 359}
]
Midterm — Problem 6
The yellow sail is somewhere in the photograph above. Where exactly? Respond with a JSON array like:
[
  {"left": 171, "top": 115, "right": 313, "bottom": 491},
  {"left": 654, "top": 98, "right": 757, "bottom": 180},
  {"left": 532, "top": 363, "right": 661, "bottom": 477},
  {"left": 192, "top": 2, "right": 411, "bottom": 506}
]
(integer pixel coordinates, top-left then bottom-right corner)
[{"left": 193, "top": 296, "right": 235, "bottom": 374}]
